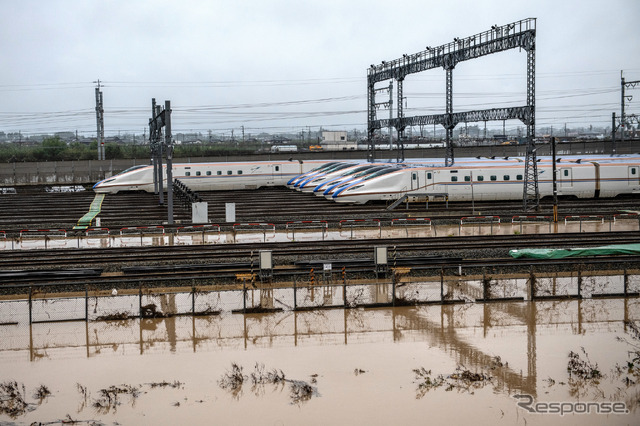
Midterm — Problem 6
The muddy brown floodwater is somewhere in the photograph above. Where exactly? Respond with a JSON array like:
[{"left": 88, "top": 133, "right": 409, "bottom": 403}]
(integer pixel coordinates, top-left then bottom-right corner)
[{"left": 1, "top": 299, "right": 640, "bottom": 425}]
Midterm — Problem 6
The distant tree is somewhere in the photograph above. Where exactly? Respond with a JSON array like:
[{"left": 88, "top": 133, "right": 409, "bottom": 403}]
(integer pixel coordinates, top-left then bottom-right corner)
[{"left": 41, "top": 136, "right": 67, "bottom": 160}]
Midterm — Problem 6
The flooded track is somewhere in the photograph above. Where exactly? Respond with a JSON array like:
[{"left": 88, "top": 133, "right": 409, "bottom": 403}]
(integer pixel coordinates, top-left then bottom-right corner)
[
  {"left": 2, "top": 232, "right": 640, "bottom": 287},
  {"left": 2, "top": 186, "right": 640, "bottom": 424},
  {"left": 2, "top": 299, "right": 640, "bottom": 424}
]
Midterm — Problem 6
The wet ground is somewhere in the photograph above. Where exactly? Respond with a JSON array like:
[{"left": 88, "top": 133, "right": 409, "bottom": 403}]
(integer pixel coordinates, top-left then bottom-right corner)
[{"left": 1, "top": 299, "right": 640, "bottom": 425}]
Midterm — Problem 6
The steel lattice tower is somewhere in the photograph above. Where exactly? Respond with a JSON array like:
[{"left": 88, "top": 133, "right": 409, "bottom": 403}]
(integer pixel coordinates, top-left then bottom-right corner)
[{"left": 366, "top": 18, "right": 538, "bottom": 208}]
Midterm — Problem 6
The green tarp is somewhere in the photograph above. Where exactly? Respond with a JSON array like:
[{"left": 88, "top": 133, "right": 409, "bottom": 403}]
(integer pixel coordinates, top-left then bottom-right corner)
[{"left": 509, "top": 243, "right": 640, "bottom": 259}]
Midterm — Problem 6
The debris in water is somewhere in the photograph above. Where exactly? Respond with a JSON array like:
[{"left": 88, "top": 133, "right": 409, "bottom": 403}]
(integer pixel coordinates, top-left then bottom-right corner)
[
  {"left": 218, "top": 363, "right": 247, "bottom": 399},
  {"left": 92, "top": 384, "right": 140, "bottom": 413},
  {"left": 567, "top": 347, "right": 602, "bottom": 381},
  {"left": 289, "top": 380, "right": 317, "bottom": 405},
  {"left": 0, "top": 381, "right": 30, "bottom": 417},
  {"left": 218, "top": 363, "right": 318, "bottom": 404},
  {"left": 148, "top": 381, "right": 183, "bottom": 389},
  {"left": 34, "top": 384, "right": 51, "bottom": 402},
  {"left": 413, "top": 365, "right": 492, "bottom": 397}
]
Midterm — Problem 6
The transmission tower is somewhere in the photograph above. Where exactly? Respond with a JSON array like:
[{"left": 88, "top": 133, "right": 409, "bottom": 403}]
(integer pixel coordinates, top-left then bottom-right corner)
[
  {"left": 366, "top": 18, "right": 539, "bottom": 209},
  {"left": 621, "top": 71, "right": 640, "bottom": 144}
]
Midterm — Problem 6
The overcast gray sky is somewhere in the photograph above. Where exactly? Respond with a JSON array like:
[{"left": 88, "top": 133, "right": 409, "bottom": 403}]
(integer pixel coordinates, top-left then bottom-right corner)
[{"left": 1, "top": 0, "right": 639, "bottom": 138}]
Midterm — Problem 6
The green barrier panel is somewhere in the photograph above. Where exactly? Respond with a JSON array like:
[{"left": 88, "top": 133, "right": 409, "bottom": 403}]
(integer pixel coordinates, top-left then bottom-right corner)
[{"left": 73, "top": 194, "right": 105, "bottom": 230}]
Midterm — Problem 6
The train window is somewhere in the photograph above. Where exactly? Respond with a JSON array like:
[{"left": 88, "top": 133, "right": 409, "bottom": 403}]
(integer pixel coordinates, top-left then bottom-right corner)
[
  {"left": 185, "top": 172, "right": 191, "bottom": 176},
  {"left": 427, "top": 172, "right": 432, "bottom": 179},
  {"left": 217, "top": 171, "right": 222, "bottom": 175},
  {"left": 632, "top": 168, "right": 637, "bottom": 175},
  {"left": 516, "top": 174, "right": 523, "bottom": 180},
  {"left": 490, "top": 175, "right": 497, "bottom": 181},
  {"left": 227, "top": 170, "right": 232, "bottom": 175},
  {"left": 477, "top": 176, "right": 484, "bottom": 181},
  {"left": 196, "top": 171, "right": 201, "bottom": 176},
  {"left": 275, "top": 166, "right": 280, "bottom": 171},
  {"left": 504, "top": 175, "right": 510, "bottom": 181},
  {"left": 206, "top": 171, "right": 211, "bottom": 176},
  {"left": 412, "top": 173, "right": 417, "bottom": 180},
  {"left": 238, "top": 170, "right": 243, "bottom": 175},
  {"left": 564, "top": 170, "right": 569, "bottom": 177},
  {"left": 464, "top": 176, "right": 471, "bottom": 182},
  {"left": 451, "top": 176, "right": 458, "bottom": 182}
]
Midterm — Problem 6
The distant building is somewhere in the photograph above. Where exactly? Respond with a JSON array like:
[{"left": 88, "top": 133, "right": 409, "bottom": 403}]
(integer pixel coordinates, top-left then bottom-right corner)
[{"left": 321, "top": 131, "right": 356, "bottom": 150}]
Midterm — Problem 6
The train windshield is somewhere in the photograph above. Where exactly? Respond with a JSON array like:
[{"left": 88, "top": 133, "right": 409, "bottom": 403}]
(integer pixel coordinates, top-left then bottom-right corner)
[
  {"left": 115, "top": 165, "right": 148, "bottom": 176},
  {"left": 361, "top": 168, "right": 399, "bottom": 180},
  {"left": 309, "top": 162, "right": 341, "bottom": 172},
  {"left": 337, "top": 165, "right": 372, "bottom": 177},
  {"left": 351, "top": 166, "right": 388, "bottom": 178},
  {"left": 323, "top": 163, "right": 356, "bottom": 173}
]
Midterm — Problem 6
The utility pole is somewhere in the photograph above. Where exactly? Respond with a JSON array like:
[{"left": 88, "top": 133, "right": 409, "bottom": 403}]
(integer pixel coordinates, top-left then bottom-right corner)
[
  {"left": 612, "top": 112, "right": 617, "bottom": 155},
  {"left": 165, "top": 100, "right": 173, "bottom": 225},
  {"left": 149, "top": 98, "right": 174, "bottom": 224},
  {"left": 94, "top": 80, "right": 105, "bottom": 160},
  {"left": 388, "top": 80, "right": 393, "bottom": 150}
]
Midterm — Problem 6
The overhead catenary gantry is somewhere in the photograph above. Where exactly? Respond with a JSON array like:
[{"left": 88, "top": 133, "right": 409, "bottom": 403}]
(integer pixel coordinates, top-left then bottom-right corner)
[{"left": 367, "top": 18, "right": 539, "bottom": 210}]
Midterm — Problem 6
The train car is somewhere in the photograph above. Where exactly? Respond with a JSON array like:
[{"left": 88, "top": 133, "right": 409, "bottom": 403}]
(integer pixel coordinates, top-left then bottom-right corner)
[
  {"left": 294, "top": 162, "right": 360, "bottom": 190},
  {"left": 93, "top": 159, "right": 332, "bottom": 193},
  {"left": 313, "top": 165, "right": 394, "bottom": 195},
  {"left": 300, "top": 163, "right": 393, "bottom": 193},
  {"left": 286, "top": 162, "right": 343, "bottom": 187},
  {"left": 331, "top": 156, "right": 640, "bottom": 204}
]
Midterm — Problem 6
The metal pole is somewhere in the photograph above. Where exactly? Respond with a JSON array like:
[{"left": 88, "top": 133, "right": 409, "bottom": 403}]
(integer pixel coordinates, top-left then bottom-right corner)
[
  {"left": 612, "top": 112, "right": 617, "bottom": 155},
  {"left": 165, "top": 100, "right": 174, "bottom": 225},
  {"left": 151, "top": 98, "right": 158, "bottom": 195},
  {"left": 388, "top": 81, "right": 393, "bottom": 150},
  {"left": 621, "top": 71, "right": 626, "bottom": 145},
  {"left": 156, "top": 105, "right": 164, "bottom": 206},
  {"left": 552, "top": 137, "right": 558, "bottom": 222}
]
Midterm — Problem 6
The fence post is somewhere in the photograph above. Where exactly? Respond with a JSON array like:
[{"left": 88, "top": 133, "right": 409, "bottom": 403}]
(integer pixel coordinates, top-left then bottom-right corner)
[
  {"left": 293, "top": 276, "right": 297, "bottom": 310},
  {"left": 243, "top": 283, "right": 247, "bottom": 314},
  {"left": 139, "top": 282, "right": 143, "bottom": 318},
  {"left": 440, "top": 267, "right": 444, "bottom": 303},
  {"left": 528, "top": 267, "right": 536, "bottom": 301},
  {"left": 85, "top": 284, "right": 89, "bottom": 321},
  {"left": 342, "top": 267, "right": 347, "bottom": 308},
  {"left": 482, "top": 269, "right": 489, "bottom": 301},
  {"left": 192, "top": 285, "right": 196, "bottom": 315},
  {"left": 392, "top": 274, "right": 396, "bottom": 306},
  {"left": 624, "top": 268, "right": 628, "bottom": 296},
  {"left": 577, "top": 264, "right": 582, "bottom": 298},
  {"left": 28, "top": 286, "right": 33, "bottom": 325}
]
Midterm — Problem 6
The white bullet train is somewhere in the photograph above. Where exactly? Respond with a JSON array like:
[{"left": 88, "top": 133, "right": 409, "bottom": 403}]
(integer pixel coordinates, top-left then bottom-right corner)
[
  {"left": 93, "top": 159, "right": 334, "bottom": 193},
  {"left": 93, "top": 155, "right": 640, "bottom": 205},
  {"left": 328, "top": 155, "right": 640, "bottom": 203}
]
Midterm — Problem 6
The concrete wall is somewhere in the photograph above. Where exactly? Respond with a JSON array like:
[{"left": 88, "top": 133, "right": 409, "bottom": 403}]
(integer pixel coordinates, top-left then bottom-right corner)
[{"left": 0, "top": 140, "right": 634, "bottom": 187}]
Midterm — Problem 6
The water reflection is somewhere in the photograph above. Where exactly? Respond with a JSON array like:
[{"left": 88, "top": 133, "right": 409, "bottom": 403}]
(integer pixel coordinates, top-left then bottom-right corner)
[{"left": 1, "top": 298, "right": 636, "bottom": 400}]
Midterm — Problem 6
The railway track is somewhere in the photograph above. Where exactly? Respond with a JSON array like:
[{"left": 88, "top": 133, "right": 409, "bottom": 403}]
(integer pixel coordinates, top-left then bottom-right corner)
[
  {"left": 2, "top": 186, "right": 640, "bottom": 231},
  {"left": 2, "top": 232, "right": 639, "bottom": 287}
]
